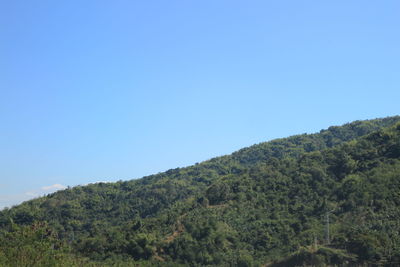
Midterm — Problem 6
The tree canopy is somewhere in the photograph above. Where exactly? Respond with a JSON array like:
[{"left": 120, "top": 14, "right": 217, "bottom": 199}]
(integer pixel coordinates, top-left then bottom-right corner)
[{"left": 1, "top": 116, "right": 400, "bottom": 266}]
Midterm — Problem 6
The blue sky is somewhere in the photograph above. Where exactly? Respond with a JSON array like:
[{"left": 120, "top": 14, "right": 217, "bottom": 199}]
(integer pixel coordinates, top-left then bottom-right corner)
[{"left": 1, "top": 1, "right": 399, "bottom": 209}]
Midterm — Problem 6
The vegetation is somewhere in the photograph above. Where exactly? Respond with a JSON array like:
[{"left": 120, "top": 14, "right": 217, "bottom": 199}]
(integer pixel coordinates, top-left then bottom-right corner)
[{"left": 1, "top": 116, "right": 400, "bottom": 266}]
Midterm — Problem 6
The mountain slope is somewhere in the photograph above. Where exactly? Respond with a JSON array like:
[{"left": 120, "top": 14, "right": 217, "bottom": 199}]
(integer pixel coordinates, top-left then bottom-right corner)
[{"left": 1, "top": 116, "right": 400, "bottom": 266}]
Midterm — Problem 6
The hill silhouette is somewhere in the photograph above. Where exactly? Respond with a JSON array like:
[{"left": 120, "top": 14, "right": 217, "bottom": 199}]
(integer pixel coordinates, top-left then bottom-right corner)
[{"left": 1, "top": 116, "right": 400, "bottom": 266}]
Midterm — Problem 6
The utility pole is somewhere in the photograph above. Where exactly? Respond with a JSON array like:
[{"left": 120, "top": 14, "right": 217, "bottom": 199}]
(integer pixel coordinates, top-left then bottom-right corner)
[
  {"left": 325, "top": 212, "right": 330, "bottom": 245},
  {"left": 313, "top": 233, "right": 317, "bottom": 251},
  {"left": 324, "top": 207, "right": 335, "bottom": 245}
]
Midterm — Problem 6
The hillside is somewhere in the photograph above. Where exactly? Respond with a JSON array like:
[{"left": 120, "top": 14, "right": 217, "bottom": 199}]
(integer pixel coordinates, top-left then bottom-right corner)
[{"left": 1, "top": 116, "right": 400, "bottom": 266}]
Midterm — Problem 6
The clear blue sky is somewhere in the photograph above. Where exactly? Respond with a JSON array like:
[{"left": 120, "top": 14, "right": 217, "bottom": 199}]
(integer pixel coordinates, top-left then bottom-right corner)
[{"left": 1, "top": 1, "right": 399, "bottom": 209}]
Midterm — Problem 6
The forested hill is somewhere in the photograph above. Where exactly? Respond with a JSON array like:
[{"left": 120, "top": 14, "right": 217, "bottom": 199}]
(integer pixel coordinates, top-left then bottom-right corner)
[{"left": 1, "top": 116, "right": 400, "bottom": 266}]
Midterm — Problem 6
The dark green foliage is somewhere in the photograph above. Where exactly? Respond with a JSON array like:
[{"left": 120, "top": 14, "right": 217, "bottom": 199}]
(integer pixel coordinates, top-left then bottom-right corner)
[
  {"left": 1, "top": 116, "right": 400, "bottom": 266},
  {"left": 0, "top": 221, "right": 98, "bottom": 266},
  {"left": 270, "top": 246, "right": 357, "bottom": 267}
]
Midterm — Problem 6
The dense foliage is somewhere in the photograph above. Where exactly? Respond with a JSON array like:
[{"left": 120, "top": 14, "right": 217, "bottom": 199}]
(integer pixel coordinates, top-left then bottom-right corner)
[{"left": 1, "top": 116, "right": 400, "bottom": 266}]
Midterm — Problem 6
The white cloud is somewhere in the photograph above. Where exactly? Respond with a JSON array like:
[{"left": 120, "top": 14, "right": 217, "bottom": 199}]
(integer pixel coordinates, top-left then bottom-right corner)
[
  {"left": 25, "top": 191, "right": 38, "bottom": 197},
  {"left": 41, "top": 184, "right": 67, "bottom": 191},
  {"left": 24, "top": 184, "right": 67, "bottom": 198},
  {"left": 0, "top": 193, "right": 32, "bottom": 210},
  {"left": 0, "top": 183, "right": 69, "bottom": 210},
  {"left": 80, "top": 181, "right": 111, "bottom": 186}
]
